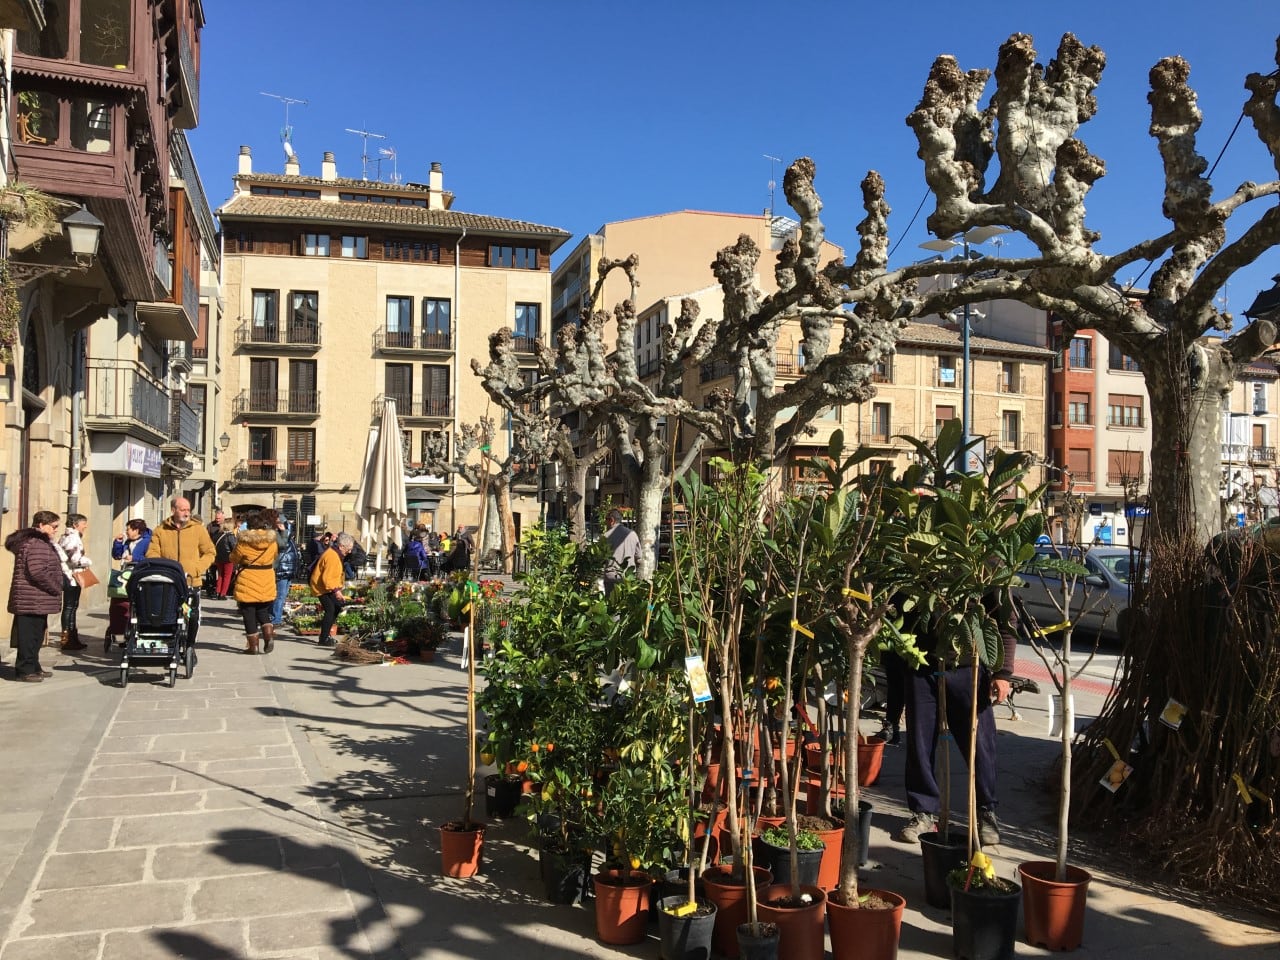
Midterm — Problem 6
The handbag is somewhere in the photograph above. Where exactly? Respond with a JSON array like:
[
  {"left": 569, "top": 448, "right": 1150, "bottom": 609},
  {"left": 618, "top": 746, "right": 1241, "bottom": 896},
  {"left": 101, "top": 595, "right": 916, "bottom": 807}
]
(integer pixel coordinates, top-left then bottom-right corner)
[
  {"left": 108, "top": 567, "right": 131, "bottom": 599},
  {"left": 74, "top": 567, "right": 101, "bottom": 589}
]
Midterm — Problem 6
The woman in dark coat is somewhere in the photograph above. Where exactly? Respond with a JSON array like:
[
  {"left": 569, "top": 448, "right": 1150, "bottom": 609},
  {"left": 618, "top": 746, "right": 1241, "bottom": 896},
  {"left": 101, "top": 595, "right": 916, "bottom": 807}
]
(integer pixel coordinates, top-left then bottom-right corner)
[{"left": 5, "top": 510, "right": 65, "bottom": 682}]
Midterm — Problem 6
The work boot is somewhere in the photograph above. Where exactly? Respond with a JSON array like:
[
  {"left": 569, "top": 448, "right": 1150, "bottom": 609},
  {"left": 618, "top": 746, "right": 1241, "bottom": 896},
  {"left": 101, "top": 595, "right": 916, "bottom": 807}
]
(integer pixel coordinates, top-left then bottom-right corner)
[
  {"left": 62, "top": 628, "right": 87, "bottom": 651},
  {"left": 262, "top": 623, "right": 275, "bottom": 655},
  {"left": 49, "top": 630, "right": 67, "bottom": 648},
  {"left": 978, "top": 808, "right": 1001, "bottom": 846},
  {"left": 243, "top": 633, "right": 259, "bottom": 655},
  {"left": 893, "top": 811, "right": 939, "bottom": 844},
  {"left": 874, "top": 721, "right": 901, "bottom": 746}
]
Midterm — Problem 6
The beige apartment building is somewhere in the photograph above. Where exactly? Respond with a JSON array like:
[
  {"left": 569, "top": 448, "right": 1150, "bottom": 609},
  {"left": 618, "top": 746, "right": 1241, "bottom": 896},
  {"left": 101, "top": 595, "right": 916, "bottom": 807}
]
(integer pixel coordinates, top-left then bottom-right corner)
[
  {"left": 1221, "top": 357, "right": 1280, "bottom": 525},
  {"left": 215, "top": 149, "right": 569, "bottom": 542}
]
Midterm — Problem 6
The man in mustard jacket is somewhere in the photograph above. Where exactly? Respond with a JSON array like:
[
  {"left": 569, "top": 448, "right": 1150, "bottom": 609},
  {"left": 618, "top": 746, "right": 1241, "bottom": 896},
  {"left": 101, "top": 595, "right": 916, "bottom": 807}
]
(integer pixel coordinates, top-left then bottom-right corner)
[
  {"left": 309, "top": 531, "right": 352, "bottom": 647},
  {"left": 147, "top": 497, "right": 216, "bottom": 645}
]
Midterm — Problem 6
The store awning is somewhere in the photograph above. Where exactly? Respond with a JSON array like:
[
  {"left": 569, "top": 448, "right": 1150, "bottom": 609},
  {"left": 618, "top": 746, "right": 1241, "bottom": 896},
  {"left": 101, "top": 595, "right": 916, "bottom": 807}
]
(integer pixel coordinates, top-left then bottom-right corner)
[{"left": 407, "top": 487, "right": 442, "bottom": 510}]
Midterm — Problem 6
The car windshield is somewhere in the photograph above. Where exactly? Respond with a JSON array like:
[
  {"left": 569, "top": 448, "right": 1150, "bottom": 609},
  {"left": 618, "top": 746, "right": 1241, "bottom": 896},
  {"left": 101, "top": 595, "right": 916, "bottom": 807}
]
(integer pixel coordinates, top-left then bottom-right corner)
[{"left": 1092, "top": 553, "right": 1146, "bottom": 584}]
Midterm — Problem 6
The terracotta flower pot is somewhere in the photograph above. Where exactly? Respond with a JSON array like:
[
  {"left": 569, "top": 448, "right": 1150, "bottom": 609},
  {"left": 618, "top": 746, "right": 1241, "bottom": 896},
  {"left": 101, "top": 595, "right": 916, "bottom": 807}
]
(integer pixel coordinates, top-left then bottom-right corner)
[
  {"left": 755, "top": 883, "right": 826, "bottom": 960},
  {"left": 827, "top": 888, "right": 905, "bottom": 960},
  {"left": 439, "top": 820, "right": 484, "bottom": 878},
  {"left": 857, "top": 735, "right": 885, "bottom": 786},
  {"left": 702, "top": 864, "right": 772, "bottom": 959},
  {"left": 593, "top": 869, "right": 653, "bottom": 945},
  {"left": 1018, "top": 861, "right": 1090, "bottom": 951},
  {"left": 811, "top": 818, "right": 844, "bottom": 893}
]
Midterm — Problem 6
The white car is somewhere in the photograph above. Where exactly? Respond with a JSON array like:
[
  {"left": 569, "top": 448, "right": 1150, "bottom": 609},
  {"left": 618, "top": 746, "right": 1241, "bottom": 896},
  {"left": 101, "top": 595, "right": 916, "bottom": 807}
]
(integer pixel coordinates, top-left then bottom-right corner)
[{"left": 1014, "top": 546, "right": 1143, "bottom": 642}]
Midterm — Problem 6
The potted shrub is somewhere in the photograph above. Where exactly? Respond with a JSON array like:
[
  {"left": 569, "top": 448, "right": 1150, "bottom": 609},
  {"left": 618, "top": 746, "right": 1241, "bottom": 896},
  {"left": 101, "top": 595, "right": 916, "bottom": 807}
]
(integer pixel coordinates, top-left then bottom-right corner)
[{"left": 1013, "top": 497, "right": 1103, "bottom": 951}]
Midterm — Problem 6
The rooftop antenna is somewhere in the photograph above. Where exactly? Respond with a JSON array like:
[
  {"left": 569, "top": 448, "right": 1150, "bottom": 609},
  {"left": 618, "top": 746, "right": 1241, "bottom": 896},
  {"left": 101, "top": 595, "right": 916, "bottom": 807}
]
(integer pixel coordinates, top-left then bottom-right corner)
[
  {"left": 378, "top": 146, "right": 401, "bottom": 184},
  {"left": 764, "top": 154, "right": 782, "bottom": 219},
  {"left": 260, "top": 92, "right": 308, "bottom": 161},
  {"left": 345, "top": 126, "right": 386, "bottom": 181}
]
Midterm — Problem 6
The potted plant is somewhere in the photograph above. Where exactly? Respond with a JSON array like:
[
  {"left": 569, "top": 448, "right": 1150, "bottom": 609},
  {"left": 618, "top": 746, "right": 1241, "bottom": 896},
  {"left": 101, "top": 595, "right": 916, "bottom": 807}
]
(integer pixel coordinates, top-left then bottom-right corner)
[{"left": 1013, "top": 488, "right": 1101, "bottom": 951}]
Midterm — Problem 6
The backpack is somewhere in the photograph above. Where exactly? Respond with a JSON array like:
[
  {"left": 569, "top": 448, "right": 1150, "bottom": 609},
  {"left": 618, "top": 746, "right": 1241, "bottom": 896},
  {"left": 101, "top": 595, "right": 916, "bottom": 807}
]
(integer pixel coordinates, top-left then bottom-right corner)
[{"left": 277, "top": 538, "right": 301, "bottom": 580}]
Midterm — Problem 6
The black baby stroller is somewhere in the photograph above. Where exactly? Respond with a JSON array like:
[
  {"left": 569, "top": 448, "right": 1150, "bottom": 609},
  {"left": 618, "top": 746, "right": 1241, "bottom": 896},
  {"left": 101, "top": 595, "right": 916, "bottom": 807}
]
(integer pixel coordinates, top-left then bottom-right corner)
[{"left": 120, "top": 558, "right": 197, "bottom": 688}]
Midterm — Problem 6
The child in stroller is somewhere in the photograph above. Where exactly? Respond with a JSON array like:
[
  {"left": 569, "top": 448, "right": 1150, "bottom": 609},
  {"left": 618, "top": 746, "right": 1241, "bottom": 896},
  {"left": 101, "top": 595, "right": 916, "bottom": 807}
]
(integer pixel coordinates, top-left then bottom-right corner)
[{"left": 119, "top": 557, "right": 197, "bottom": 687}]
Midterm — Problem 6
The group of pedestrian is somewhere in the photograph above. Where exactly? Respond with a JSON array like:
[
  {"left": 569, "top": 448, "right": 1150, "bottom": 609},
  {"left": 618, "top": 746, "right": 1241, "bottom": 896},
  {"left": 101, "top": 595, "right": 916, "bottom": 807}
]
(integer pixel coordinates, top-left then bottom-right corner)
[{"left": 393, "top": 524, "right": 473, "bottom": 581}]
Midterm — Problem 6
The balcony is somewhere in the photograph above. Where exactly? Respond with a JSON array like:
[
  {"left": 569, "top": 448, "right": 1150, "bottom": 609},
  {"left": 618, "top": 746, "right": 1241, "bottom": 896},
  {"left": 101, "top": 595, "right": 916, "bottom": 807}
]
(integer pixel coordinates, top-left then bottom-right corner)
[
  {"left": 84, "top": 360, "right": 171, "bottom": 443},
  {"left": 372, "top": 329, "right": 453, "bottom": 352},
  {"left": 233, "top": 320, "right": 321, "bottom": 351},
  {"left": 700, "top": 361, "right": 735, "bottom": 383},
  {"left": 552, "top": 276, "right": 584, "bottom": 317},
  {"left": 512, "top": 333, "right": 540, "bottom": 354},
  {"left": 998, "top": 376, "right": 1021, "bottom": 394},
  {"left": 1053, "top": 411, "right": 1093, "bottom": 427},
  {"left": 174, "top": 27, "right": 200, "bottom": 129},
  {"left": 1107, "top": 414, "right": 1145, "bottom": 429},
  {"left": 866, "top": 428, "right": 898, "bottom": 446},
  {"left": 1252, "top": 446, "right": 1277, "bottom": 463},
  {"left": 637, "top": 357, "right": 661, "bottom": 378},
  {"left": 231, "top": 459, "right": 319, "bottom": 486},
  {"left": 168, "top": 395, "right": 202, "bottom": 453},
  {"left": 374, "top": 394, "right": 453, "bottom": 419},
  {"left": 1106, "top": 471, "right": 1146, "bottom": 487},
  {"left": 232, "top": 390, "right": 321, "bottom": 418},
  {"left": 871, "top": 367, "right": 893, "bottom": 384},
  {"left": 935, "top": 368, "right": 959, "bottom": 388}
]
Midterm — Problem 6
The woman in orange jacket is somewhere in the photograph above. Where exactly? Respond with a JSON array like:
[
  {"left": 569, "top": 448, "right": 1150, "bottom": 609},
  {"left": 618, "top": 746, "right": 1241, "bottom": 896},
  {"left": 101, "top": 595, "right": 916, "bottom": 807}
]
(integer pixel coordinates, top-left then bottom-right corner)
[{"left": 229, "top": 512, "right": 279, "bottom": 654}]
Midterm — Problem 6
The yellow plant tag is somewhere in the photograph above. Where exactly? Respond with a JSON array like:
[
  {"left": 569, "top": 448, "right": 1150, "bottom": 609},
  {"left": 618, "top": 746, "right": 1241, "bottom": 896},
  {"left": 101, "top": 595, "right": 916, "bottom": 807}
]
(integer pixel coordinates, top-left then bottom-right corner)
[
  {"left": 1233, "top": 773, "right": 1253, "bottom": 804},
  {"left": 1034, "top": 621, "right": 1071, "bottom": 636},
  {"left": 668, "top": 901, "right": 698, "bottom": 917},
  {"left": 842, "top": 587, "right": 872, "bottom": 602},
  {"left": 1103, "top": 738, "right": 1121, "bottom": 762},
  {"left": 791, "top": 619, "right": 815, "bottom": 639},
  {"left": 461, "top": 602, "right": 472, "bottom": 615}
]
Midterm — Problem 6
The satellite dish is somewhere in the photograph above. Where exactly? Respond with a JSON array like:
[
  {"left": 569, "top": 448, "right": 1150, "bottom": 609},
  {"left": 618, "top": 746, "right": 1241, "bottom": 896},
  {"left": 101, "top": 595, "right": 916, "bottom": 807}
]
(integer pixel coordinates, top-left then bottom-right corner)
[{"left": 282, "top": 137, "right": 295, "bottom": 160}]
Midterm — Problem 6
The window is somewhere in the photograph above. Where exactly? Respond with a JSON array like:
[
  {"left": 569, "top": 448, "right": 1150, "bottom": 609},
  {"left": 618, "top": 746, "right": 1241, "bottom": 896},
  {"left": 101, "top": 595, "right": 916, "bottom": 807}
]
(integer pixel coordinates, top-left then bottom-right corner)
[
  {"left": 1107, "top": 394, "right": 1143, "bottom": 427},
  {"left": 1068, "top": 337, "right": 1092, "bottom": 370},
  {"left": 935, "top": 404, "right": 956, "bottom": 436},
  {"left": 422, "top": 298, "right": 450, "bottom": 346},
  {"left": 938, "top": 356, "right": 957, "bottom": 386},
  {"left": 870, "top": 402, "right": 891, "bottom": 440},
  {"left": 1253, "top": 382, "right": 1268, "bottom": 415},
  {"left": 340, "top": 235, "right": 368, "bottom": 259},
  {"left": 385, "top": 364, "right": 413, "bottom": 409},
  {"left": 872, "top": 357, "right": 893, "bottom": 383},
  {"left": 288, "top": 360, "right": 317, "bottom": 414},
  {"left": 302, "top": 233, "right": 330, "bottom": 257},
  {"left": 1067, "top": 448, "right": 1092, "bottom": 482},
  {"left": 286, "top": 429, "right": 316, "bottom": 482},
  {"left": 250, "top": 185, "right": 321, "bottom": 199},
  {"left": 1001, "top": 410, "right": 1021, "bottom": 448},
  {"left": 1068, "top": 392, "right": 1091, "bottom": 425},
  {"left": 999, "top": 361, "right": 1019, "bottom": 393},
  {"left": 19, "top": 0, "right": 133, "bottom": 67},
  {"left": 1108, "top": 343, "right": 1140, "bottom": 372},
  {"left": 1107, "top": 450, "right": 1143, "bottom": 486},
  {"left": 386, "top": 296, "right": 413, "bottom": 348},
  {"left": 383, "top": 239, "right": 439, "bottom": 261},
  {"left": 249, "top": 358, "right": 278, "bottom": 412},
  {"left": 251, "top": 290, "right": 279, "bottom": 341},
  {"left": 233, "top": 232, "right": 257, "bottom": 253},
  {"left": 71, "top": 99, "right": 111, "bottom": 152},
  {"left": 248, "top": 427, "right": 276, "bottom": 477},
  {"left": 514, "top": 303, "right": 541, "bottom": 348},
  {"left": 488, "top": 244, "right": 540, "bottom": 269},
  {"left": 423, "top": 364, "right": 449, "bottom": 416}
]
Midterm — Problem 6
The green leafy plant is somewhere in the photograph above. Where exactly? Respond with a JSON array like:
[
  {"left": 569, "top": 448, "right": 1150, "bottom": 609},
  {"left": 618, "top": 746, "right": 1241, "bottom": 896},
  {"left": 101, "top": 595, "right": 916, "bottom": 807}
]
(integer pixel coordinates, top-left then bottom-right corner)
[{"left": 762, "top": 825, "right": 822, "bottom": 851}]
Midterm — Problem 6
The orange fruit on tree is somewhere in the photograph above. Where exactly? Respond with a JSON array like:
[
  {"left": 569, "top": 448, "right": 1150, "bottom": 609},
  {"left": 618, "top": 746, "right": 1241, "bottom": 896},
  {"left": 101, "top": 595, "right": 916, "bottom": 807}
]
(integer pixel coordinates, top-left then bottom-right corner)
[
  {"left": 530, "top": 742, "right": 540, "bottom": 753},
  {"left": 545, "top": 743, "right": 555, "bottom": 753},
  {"left": 516, "top": 760, "right": 529, "bottom": 774}
]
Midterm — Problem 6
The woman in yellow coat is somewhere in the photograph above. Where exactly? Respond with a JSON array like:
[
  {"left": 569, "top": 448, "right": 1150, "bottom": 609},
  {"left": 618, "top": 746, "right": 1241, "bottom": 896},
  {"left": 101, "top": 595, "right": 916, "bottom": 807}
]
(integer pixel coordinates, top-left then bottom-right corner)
[
  {"left": 309, "top": 531, "right": 353, "bottom": 648},
  {"left": 229, "top": 512, "right": 279, "bottom": 654}
]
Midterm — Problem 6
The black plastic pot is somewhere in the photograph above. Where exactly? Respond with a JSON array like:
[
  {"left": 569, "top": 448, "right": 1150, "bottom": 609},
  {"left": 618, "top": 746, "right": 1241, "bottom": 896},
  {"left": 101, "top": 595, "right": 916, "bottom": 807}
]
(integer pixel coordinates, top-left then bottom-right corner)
[
  {"left": 920, "top": 830, "right": 969, "bottom": 909},
  {"left": 834, "top": 799, "right": 875, "bottom": 866},
  {"left": 661, "top": 866, "right": 706, "bottom": 905},
  {"left": 752, "top": 837, "right": 823, "bottom": 888},
  {"left": 539, "top": 843, "right": 591, "bottom": 905},
  {"left": 950, "top": 879, "right": 1021, "bottom": 960},
  {"left": 736, "top": 921, "right": 780, "bottom": 960},
  {"left": 483, "top": 773, "right": 523, "bottom": 819},
  {"left": 657, "top": 896, "right": 717, "bottom": 960}
]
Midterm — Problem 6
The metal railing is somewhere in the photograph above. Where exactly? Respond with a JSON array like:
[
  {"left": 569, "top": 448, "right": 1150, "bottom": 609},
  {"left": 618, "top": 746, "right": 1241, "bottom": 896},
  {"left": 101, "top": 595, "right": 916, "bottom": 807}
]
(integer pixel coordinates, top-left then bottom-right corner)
[
  {"left": 233, "top": 320, "right": 321, "bottom": 347},
  {"left": 377, "top": 394, "right": 453, "bottom": 418},
  {"left": 1107, "top": 414, "right": 1145, "bottom": 428},
  {"left": 552, "top": 276, "right": 583, "bottom": 316},
  {"left": 232, "top": 459, "right": 319, "bottom": 484},
  {"left": 700, "top": 361, "right": 734, "bottom": 383},
  {"left": 998, "top": 376, "right": 1021, "bottom": 393},
  {"left": 935, "top": 369, "right": 959, "bottom": 388},
  {"left": 232, "top": 390, "right": 321, "bottom": 416},
  {"left": 1253, "top": 446, "right": 1277, "bottom": 463},
  {"left": 86, "top": 359, "right": 170, "bottom": 436},
  {"left": 1106, "top": 471, "right": 1145, "bottom": 486},
  {"left": 1053, "top": 411, "right": 1093, "bottom": 426},
  {"left": 373, "top": 329, "right": 453, "bottom": 351},
  {"left": 512, "top": 334, "right": 540, "bottom": 353},
  {"left": 169, "top": 395, "right": 202, "bottom": 452}
]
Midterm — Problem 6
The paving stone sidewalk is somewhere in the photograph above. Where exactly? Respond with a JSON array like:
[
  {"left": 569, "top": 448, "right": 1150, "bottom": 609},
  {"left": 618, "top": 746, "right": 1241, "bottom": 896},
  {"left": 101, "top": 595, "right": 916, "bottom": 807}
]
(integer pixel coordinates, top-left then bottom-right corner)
[{"left": 1, "top": 596, "right": 1277, "bottom": 959}]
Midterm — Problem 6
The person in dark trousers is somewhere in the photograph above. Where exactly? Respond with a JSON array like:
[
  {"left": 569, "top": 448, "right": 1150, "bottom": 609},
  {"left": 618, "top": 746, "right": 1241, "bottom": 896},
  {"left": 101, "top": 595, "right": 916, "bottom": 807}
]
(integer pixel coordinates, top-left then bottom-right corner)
[
  {"left": 875, "top": 649, "right": 907, "bottom": 746},
  {"left": 893, "top": 593, "right": 1017, "bottom": 847},
  {"left": 5, "top": 511, "right": 64, "bottom": 682},
  {"left": 146, "top": 497, "right": 216, "bottom": 647}
]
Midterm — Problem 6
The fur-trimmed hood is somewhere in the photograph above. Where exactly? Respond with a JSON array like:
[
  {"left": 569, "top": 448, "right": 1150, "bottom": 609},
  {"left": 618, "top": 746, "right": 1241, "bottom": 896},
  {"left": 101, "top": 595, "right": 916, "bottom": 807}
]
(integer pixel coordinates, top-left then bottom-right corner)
[
  {"left": 5, "top": 527, "right": 52, "bottom": 553},
  {"left": 235, "top": 528, "right": 278, "bottom": 549}
]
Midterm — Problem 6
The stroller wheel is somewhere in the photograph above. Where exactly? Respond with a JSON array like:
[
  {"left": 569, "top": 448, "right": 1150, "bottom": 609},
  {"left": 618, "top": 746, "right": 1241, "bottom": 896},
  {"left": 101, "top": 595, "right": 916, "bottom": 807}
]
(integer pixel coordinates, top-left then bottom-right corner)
[
  {"left": 119, "top": 666, "right": 129, "bottom": 687},
  {"left": 168, "top": 665, "right": 177, "bottom": 688},
  {"left": 184, "top": 643, "right": 195, "bottom": 679}
]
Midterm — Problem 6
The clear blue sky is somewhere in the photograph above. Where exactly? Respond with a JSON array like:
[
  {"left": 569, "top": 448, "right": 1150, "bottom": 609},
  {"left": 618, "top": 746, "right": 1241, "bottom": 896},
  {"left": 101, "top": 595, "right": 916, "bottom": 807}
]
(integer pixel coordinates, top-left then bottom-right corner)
[{"left": 189, "top": 0, "right": 1279, "bottom": 316}]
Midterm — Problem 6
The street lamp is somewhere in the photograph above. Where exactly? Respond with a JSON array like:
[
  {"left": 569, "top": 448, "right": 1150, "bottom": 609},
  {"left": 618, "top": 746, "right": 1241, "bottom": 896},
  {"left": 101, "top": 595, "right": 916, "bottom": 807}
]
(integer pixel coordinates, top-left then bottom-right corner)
[
  {"left": 920, "top": 226, "right": 1009, "bottom": 471},
  {"left": 61, "top": 205, "right": 104, "bottom": 266},
  {"left": 218, "top": 432, "right": 231, "bottom": 451}
]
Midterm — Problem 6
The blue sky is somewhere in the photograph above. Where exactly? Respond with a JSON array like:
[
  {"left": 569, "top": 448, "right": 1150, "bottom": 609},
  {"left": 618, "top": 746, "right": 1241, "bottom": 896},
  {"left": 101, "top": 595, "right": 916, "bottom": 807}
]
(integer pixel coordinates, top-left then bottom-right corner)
[{"left": 189, "top": 0, "right": 1279, "bottom": 316}]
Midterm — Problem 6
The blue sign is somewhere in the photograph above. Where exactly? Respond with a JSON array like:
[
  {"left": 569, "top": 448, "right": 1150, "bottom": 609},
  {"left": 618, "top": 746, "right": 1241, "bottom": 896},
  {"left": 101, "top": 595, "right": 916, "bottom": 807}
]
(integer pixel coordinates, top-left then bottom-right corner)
[
  {"left": 1089, "top": 502, "right": 1103, "bottom": 517},
  {"left": 1035, "top": 534, "right": 1052, "bottom": 545},
  {"left": 1124, "top": 505, "right": 1149, "bottom": 518}
]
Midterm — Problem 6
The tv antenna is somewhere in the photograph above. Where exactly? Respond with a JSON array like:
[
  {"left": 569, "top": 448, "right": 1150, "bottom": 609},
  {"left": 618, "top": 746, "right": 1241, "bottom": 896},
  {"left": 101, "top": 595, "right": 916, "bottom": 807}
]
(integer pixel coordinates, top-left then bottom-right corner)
[
  {"left": 764, "top": 154, "right": 782, "bottom": 218},
  {"left": 260, "top": 92, "right": 308, "bottom": 161},
  {"left": 377, "top": 146, "right": 401, "bottom": 184},
  {"left": 345, "top": 126, "right": 386, "bottom": 181}
]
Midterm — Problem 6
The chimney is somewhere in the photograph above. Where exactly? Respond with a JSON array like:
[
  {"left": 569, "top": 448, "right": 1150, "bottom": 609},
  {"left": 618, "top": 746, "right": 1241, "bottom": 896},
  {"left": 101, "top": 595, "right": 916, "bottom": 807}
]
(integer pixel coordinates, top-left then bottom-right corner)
[
  {"left": 321, "top": 151, "right": 337, "bottom": 182},
  {"left": 285, "top": 153, "right": 300, "bottom": 176},
  {"left": 427, "top": 161, "right": 444, "bottom": 210},
  {"left": 238, "top": 145, "right": 252, "bottom": 175}
]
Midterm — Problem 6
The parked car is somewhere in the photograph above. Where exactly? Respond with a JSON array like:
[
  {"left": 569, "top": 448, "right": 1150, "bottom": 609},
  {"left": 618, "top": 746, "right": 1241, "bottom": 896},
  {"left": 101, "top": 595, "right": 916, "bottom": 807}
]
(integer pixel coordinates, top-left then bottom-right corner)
[{"left": 1014, "top": 545, "right": 1145, "bottom": 643}]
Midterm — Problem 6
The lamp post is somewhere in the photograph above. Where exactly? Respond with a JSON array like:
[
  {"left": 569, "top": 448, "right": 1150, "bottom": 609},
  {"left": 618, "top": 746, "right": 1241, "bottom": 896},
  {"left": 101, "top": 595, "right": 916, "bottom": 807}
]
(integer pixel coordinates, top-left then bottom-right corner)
[{"left": 920, "top": 226, "right": 1009, "bottom": 471}]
